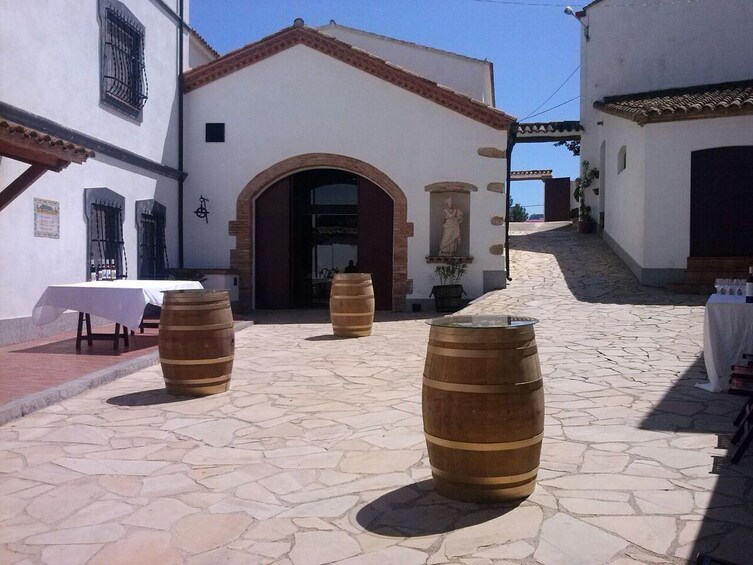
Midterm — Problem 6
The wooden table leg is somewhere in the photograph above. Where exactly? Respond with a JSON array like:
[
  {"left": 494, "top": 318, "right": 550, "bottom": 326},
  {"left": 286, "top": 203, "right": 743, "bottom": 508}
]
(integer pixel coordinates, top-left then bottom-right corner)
[
  {"left": 123, "top": 326, "right": 130, "bottom": 348},
  {"left": 85, "top": 314, "right": 93, "bottom": 346},
  {"left": 113, "top": 324, "right": 120, "bottom": 351},
  {"left": 76, "top": 312, "right": 83, "bottom": 350}
]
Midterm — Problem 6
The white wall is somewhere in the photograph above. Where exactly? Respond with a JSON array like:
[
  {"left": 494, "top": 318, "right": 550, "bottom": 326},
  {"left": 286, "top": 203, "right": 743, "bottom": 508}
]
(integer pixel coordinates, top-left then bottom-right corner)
[
  {"left": 318, "top": 23, "right": 495, "bottom": 105},
  {"left": 642, "top": 115, "right": 753, "bottom": 269},
  {"left": 0, "top": 0, "right": 182, "bottom": 338},
  {"left": 601, "top": 116, "right": 646, "bottom": 267},
  {"left": 579, "top": 0, "right": 753, "bottom": 201},
  {"left": 183, "top": 45, "right": 507, "bottom": 301}
]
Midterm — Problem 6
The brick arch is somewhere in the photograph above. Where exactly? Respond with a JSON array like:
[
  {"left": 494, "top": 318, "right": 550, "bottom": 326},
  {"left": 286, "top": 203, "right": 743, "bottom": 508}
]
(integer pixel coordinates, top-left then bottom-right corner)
[{"left": 229, "top": 153, "right": 409, "bottom": 311}]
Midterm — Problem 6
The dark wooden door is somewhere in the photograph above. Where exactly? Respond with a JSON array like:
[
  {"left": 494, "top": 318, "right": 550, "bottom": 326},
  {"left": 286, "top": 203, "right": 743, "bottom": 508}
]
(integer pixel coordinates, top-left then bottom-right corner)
[
  {"left": 255, "top": 177, "right": 291, "bottom": 308},
  {"left": 544, "top": 177, "right": 571, "bottom": 221},
  {"left": 358, "top": 178, "right": 393, "bottom": 310},
  {"left": 691, "top": 146, "right": 753, "bottom": 257}
]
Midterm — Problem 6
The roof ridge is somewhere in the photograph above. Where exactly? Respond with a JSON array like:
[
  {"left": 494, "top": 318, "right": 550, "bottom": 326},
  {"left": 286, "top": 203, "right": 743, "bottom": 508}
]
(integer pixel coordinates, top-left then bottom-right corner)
[
  {"left": 183, "top": 24, "right": 515, "bottom": 129},
  {"left": 317, "top": 21, "right": 490, "bottom": 65}
]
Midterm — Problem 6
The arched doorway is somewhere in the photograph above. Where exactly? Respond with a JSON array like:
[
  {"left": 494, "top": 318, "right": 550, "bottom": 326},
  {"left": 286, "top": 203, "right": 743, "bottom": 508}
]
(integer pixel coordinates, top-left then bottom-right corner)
[{"left": 229, "top": 154, "right": 408, "bottom": 312}]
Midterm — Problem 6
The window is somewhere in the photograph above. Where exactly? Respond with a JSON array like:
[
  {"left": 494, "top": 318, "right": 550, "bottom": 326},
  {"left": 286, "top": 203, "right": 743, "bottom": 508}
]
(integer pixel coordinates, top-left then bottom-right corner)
[
  {"left": 85, "top": 188, "right": 126, "bottom": 278},
  {"left": 206, "top": 123, "right": 225, "bottom": 142},
  {"left": 618, "top": 145, "right": 627, "bottom": 174},
  {"left": 136, "top": 200, "right": 168, "bottom": 279},
  {"left": 99, "top": 0, "right": 148, "bottom": 119}
]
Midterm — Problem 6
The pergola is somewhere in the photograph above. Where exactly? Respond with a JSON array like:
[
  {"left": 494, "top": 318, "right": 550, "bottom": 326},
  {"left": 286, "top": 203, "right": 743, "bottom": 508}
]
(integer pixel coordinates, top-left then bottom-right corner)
[{"left": 0, "top": 120, "right": 94, "bottom": 212}]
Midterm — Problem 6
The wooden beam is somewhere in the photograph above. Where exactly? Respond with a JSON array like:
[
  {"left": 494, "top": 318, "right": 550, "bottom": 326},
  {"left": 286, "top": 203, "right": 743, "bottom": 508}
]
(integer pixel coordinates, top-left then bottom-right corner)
[
  {"left": 0, "top": 139, "right": 68, "bottom": 171},
  {"left": 0, "top": 164, "right": 48, "bottom": 212}
]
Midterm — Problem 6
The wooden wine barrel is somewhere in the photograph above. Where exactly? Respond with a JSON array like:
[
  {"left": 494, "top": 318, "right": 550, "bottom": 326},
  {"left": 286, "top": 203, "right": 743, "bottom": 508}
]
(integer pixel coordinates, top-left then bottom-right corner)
[
  {"left": 422, "top": 315, "right": 543, "bottom": 502},
  {"left": 158, "top": 290, "right": 234, "bottom": 396},
  {"left": 329, "top": 273, "right": 375, "bottom": 337}
]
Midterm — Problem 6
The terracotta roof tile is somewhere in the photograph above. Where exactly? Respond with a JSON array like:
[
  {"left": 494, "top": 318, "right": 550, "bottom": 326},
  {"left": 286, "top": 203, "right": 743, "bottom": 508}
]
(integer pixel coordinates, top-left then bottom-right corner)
[
  {"left": 0, "top": 120, "right": 94, "bottom": 166},
  {"left": 594, "top": 80, "right": 753, "bottom": 125},
  {"left": 517, "top": 121, "right": 583, "bottom": 135}
]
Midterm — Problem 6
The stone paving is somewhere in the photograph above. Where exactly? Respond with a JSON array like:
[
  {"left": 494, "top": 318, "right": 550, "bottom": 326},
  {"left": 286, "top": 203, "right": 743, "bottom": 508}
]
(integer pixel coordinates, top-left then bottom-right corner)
[{"left": 1, "top": 223, "right": 752, "bottom": 564}]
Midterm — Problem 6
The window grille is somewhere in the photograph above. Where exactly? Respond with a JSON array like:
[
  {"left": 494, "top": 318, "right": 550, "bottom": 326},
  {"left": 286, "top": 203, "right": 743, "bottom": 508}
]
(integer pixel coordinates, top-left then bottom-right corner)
[
  {"left": 85, "top": 187, "right": 127, "bottom": 279},
  {"left": 136, "top": 200, "right": 168, "bottom": 279},
  {"left": 100, "top": 0, "right": 147, "bottom": 118}
]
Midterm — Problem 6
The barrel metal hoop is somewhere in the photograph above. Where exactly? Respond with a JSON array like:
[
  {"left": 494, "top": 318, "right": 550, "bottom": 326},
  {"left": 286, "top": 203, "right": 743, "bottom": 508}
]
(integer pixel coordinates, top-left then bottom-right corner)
[
  {"left": 160, "top": 322, "right": 235, "bottom": 331},
  {"left": 161, "top": 303, "right": 230, "bottom": 310},
  {"left": 424, "top": 431, "right": 544, "bottom": 451},
  {"left": 427, "top": 344, "right": 538, "bottom": 358},
  {"left": 333, "top": 325, "right": 373, "bottom": 331},
  {"left": 163, "top": 374, "right": 230, "bottom": 386},
  {"left": 331, "top": 296, "right": 375, "bottom": 301},
  {"left": 159, "top": 354, "right": 235, "bottom": 365},
  {"left": 431, "top": 465, "right": 539, "bottom": 485},
  {"left": 331, "top": 312, "right": 374, "bottom": 317},
  {"left": 423, "top": 376, "right": 543, "bottom": 394}
]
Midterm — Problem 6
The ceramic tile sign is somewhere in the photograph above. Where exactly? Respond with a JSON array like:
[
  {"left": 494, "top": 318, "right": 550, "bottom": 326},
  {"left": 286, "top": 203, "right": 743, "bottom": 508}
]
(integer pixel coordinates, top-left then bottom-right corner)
[{"left": 34, "top": 198, "right": 60, "bottom": 239}]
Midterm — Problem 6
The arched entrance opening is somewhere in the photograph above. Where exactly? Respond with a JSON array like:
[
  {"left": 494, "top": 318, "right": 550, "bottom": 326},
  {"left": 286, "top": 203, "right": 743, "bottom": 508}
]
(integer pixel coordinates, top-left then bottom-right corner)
[{"left": 229, "top": 154, "right": 408, "bottom": 312}]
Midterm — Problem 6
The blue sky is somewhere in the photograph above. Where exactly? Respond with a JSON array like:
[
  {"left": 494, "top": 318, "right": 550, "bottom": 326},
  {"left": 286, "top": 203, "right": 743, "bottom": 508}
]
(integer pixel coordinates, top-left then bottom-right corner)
[{"left": 189, "top": 0, "right": 583, "bottom": 214}]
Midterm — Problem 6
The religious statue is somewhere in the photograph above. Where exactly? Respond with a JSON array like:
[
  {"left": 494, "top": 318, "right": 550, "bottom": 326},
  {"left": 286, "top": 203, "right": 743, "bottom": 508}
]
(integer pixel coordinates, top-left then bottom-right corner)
[{"left": 438, "top": 196, "right": 463, "bottom": 256}]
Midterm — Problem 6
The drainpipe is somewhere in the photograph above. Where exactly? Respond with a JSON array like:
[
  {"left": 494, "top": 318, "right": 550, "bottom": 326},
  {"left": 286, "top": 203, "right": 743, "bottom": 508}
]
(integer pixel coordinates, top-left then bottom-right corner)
[
  {"left": 177, "top": 0, "right": 185, "bottom": 268},
  {"left": 505, "top": 122, "right": 518, "bottom": 281}
]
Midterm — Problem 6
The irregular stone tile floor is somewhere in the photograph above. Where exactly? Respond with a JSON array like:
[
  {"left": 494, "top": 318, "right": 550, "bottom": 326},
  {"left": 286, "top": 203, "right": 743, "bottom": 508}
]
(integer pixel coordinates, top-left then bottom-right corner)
[{"left": 1, "top": 222, "right": 751, "bottom": 564}]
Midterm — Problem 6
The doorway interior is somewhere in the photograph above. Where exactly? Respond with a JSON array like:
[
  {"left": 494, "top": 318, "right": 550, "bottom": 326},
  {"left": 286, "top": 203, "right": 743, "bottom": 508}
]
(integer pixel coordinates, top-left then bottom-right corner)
[{"left": 255, "top": 168, "right": 393, "bottom": 309}]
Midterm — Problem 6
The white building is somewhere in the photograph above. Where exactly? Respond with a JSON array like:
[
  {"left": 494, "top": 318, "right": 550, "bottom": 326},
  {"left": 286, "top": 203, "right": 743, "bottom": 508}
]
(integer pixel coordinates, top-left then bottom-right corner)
[
  {"left": 0, "top": 7, "right": 512, "bottom": 344},
  {"left": 182, "top": 20, "right": 512, "bottom": 311},
  {"left": 576, "top": 0, "right": 753, "bottom": 287},
  {"left": 0, "top": 0, "right": 215, "bottom": 345}
]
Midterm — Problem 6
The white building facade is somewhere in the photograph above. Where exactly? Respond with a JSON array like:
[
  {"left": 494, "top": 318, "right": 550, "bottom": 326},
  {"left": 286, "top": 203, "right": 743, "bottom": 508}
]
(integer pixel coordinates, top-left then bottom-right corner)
[
  {"left": 182, "top": 21, "right": 511, "bottom": 311},
  {"left": 577, "top": 0, "right": 753, "bottom": 286},
  {"left": 0, "top": 0, "right": 214, "bottom": 345}
]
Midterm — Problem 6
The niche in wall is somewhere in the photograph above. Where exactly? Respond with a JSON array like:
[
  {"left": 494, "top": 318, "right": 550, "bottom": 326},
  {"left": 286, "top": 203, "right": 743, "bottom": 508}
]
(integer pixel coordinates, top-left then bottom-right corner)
[{"left": 424, "top": 182, "right": 476, "bottom": 258}]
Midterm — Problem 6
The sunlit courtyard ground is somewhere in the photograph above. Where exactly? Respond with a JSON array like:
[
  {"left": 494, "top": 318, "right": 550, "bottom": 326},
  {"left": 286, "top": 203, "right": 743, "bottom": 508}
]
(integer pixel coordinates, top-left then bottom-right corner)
[{"left": 1, "top": 222, "right": 751, "bottom": 564}]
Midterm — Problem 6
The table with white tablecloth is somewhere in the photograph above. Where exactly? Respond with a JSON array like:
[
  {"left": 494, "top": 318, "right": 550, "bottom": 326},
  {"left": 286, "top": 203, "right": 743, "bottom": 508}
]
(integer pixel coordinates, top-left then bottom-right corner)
[
  {"left": 698, "top": 294, "right": 753, "bottom": 392},
  {"left": 32, "top": 280, "right": 204, "bottom": 348}
]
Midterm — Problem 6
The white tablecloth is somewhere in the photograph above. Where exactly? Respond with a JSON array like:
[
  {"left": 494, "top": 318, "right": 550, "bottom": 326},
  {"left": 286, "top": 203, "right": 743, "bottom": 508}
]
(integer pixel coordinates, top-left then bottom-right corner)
[
  {"left": 32, "top": 280, "right": 204, "bottom": 330},
  {"left": 699, "top": 294, "right": 753, "bottom": 392}
]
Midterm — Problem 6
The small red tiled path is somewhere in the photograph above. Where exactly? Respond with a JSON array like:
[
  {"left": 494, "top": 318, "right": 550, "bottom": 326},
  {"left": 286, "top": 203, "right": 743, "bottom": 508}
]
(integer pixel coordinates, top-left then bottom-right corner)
[{"left": 0, "top": 324, "right": 159, "bottom": 404}]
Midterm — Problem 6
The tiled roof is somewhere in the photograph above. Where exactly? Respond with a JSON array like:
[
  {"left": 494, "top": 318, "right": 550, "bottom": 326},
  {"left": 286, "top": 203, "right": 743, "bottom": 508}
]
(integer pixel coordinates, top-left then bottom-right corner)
[
  {"left": 511, "top": 170, "right": 553, "bottom": 181},
  {"left": 0, "top": 120, "right": 94, "bottom": 169},
  {"left": 187, "top": 26, "right": 219, "bottom": 59},
  {"left": 183, "top": 23, "right": 514, "bottom": 130},
  {"left": 517, "top": 121, "right": 583, "bottom": 135},
  {"left": 594, "top": 80, "right": 753, "bottom": 125}
]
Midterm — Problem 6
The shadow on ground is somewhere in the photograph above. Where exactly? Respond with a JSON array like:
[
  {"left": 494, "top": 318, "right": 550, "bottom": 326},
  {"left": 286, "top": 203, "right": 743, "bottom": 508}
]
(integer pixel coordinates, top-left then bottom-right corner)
[
  {"left": 355, "top": 480, "right": 521, "bottom": 536},
  {"left": 508, "top": 225, "right": 707, "bottom": 307},
  {"left": 11, "top": 334, "right": 159, "bottom": 356},
  {"left": 106, "top": 388, "right": 195, "bottom": 406},
  {"left": 639, "top": 359, "right": 753, "bottom": 563}
]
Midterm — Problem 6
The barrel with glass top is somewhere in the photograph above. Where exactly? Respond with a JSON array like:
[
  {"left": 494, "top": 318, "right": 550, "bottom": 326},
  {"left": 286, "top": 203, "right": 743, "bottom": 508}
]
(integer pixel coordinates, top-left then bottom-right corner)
[{"left": 422, "top": 315, "right": 544, "bottom": 502}]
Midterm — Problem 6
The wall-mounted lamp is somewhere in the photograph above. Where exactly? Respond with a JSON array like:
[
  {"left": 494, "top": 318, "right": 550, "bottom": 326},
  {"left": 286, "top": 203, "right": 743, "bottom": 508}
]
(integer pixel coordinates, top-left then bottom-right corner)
[{"left": 564, "top": 6, "right": 589, "bottom": 41}]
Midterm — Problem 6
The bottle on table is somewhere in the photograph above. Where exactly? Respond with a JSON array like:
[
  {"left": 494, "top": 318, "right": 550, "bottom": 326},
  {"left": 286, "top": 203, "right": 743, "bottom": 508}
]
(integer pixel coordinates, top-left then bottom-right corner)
[
  {"left": 90, "top": 259, "right": 96, "bottom": 282},
  {"left": 746, "top": 266, "right": 753, "bottom": 304}
]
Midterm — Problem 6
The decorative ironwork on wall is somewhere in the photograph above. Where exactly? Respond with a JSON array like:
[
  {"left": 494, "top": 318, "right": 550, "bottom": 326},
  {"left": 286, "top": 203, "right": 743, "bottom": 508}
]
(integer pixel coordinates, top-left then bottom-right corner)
[
  {"left": 136, "top": 199, "right": 168, "bottom": 279},
  {"left": 194, "top": 195, "right": 209, "bottom": 223},
  {"left": 85, "top": 187, "right": 127, "bottom": 279},
  {"left": 99, "top": 0, "right": 148, "bottom": 119}
]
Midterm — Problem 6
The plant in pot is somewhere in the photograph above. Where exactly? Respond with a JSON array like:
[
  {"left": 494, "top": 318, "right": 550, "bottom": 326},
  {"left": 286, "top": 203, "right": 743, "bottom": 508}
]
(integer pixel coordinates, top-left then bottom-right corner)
[
  {"left": 574, "top": 160, "right": 598, "bottom": 234},
  {"left": 430, "top": 258, "right": 467, "bottom": 312},
  {"left": 569, "top": 207, "right": 579, "bottom": 227}
]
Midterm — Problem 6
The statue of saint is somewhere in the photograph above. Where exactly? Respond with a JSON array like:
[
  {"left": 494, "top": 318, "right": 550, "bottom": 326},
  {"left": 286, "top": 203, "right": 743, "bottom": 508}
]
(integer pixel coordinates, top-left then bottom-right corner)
[{"left": 438, "top": 196, "right": 463, "bottom": 256}]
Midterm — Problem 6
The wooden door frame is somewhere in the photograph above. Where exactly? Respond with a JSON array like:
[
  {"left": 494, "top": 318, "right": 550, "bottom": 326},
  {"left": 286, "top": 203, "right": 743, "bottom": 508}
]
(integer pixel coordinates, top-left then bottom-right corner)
[{"left": 229, "top": 153, "right": 409, "bottom": 311}]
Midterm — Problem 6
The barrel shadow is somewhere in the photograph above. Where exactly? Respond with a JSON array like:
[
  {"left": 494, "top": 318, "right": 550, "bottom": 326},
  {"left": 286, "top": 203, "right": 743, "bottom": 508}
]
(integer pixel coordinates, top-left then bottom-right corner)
[
  {"left": 106, "top": 388, "right": 193, "bottom": 406},
  {"left": 355, "top": 480, "right": 522, "bottom": 537},
  {"left": 304, "top": 335, "right": 351, "bottom": 342}
]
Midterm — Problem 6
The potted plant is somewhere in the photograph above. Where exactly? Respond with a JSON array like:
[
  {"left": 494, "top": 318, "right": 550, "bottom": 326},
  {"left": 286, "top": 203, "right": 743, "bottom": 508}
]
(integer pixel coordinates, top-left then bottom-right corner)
[
  {"left": 574, "top": 161, "right": 598, "bottom": 234},
  {"left": 430, "top": 258, "right": 467, "bottom": 312},
  {"left": 569, "top": 207, "right": 579, "bottom": 227}
]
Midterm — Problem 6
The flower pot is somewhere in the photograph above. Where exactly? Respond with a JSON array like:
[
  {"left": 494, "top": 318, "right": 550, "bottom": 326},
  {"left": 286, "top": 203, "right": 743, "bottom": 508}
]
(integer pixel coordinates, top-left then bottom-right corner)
[
  {"left": 578, "top": 220, "right": 592, "bottom": 234},
  {"left": 431, "top": 284, "right": 465, "bottom": 312}
]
